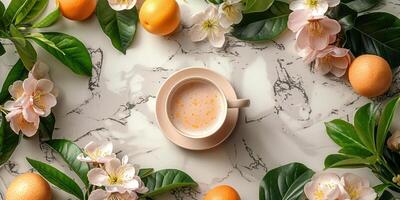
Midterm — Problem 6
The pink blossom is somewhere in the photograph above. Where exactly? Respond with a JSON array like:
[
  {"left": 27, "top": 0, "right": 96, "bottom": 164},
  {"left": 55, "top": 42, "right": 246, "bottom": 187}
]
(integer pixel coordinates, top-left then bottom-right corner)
[
  {"left": 314, "top": 46, "right": 351, "bottom": 77},
  {"left": 288, "top": 10, "right": 341, "bottom": 50},
  {"left": 4, "top": 102, "right": 39, "bottom": 137}
]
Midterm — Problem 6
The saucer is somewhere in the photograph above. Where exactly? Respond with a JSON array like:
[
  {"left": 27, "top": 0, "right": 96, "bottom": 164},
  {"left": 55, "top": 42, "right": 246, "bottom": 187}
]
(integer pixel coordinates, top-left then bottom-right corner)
[{"left": 156, "top": 67, "right": 239, "bottom": 150}]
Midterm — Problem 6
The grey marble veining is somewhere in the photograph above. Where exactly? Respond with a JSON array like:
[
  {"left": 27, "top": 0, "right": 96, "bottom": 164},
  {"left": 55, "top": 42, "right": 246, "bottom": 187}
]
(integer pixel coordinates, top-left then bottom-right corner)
[{"left": 1, "top": 0, "right": 400, "bottom": 199}]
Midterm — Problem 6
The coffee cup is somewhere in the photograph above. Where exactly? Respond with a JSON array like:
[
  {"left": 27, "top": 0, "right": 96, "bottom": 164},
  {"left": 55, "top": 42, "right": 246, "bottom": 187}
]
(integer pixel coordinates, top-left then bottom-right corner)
[{"left": 166, "top": 76, "right": 249, "bottom": 139}]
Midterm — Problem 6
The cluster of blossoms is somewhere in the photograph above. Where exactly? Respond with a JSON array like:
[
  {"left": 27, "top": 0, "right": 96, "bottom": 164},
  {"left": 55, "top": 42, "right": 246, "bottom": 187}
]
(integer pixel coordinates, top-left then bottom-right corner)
[
  {"left": 305, "top": 172, "right": 377, "bottom": 200},
  {"left": 2, "top": 62, "right": 57, "bottom": 137},
  {"left": 77, "top": 141, "right": 148, "bottom": 200},
  {"left": 190, "top": 0, "right": 243, "bottom": 48},
  {"left": 288, "top": 0, "right": 352, "bottom": 77}
]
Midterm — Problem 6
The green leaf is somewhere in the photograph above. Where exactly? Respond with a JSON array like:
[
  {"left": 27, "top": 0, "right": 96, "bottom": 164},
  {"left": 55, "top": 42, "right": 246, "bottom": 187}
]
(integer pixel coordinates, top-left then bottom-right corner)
[
  {"left": 38, "top": 113, "right": 55, "bottom": 140},
  {"left": 325, "top": 119, "right": 370, "bottom": 152},
  {"left": 0, "top": 60, "right": 28, "bottom": 104},
  {"left": 9, "top": 25, "right": 37, "bottom": 70},
  {"left": 259, "top": 162, "right": 314, "bottom": 200},
  {"left": 19, "top": 0, "right": 49, "bottom": 24},
  {"left": 345, "top": 12, "right": 400, "bottom": 68},
  {"left": 27, "top": 158, "right": 84, "bottom": 200},
  {"left": 139, "top": 168, "right": 154, "bottom": 179},
  {"left": 32, "top": 7, "right": 61, "bottom": 28},
  {"left": 30, "top": 32, "right": 93, "bottom": 76},
  {"left": 354, "top": 103, "right": 378, "bottom": 152},
  {"left": 142, "top": 169, "right": 197, "bottom": 198},
  {"left": 207, "top": 0, "right": 224, "bottom": 4},
  {"left": 326, "top": 3, "right": 357, "bottom": 31},
  {"left": 46, "top": 139, "right": 90, "bottom": 187},
  {"left": 377, "top": 97, "right": 400, "bottom": 154},
  {"left": 0, "top": 1, "right": 5, "bottom": 16},
  {"left": 26, "top": 33, "right": 64, "bottom": 54},
  {"left": 340, "top": 0, "right": 380, "bottom": 12},
  {"left": 232, "top": 1, "right": 290, "bottom": 41},
  {"left": 0, "top": 114, "right": 21, "bottom": 166},
  {"left": 244, "top": 0, "right": 274, "bottom": 13},
  {"left": 324, "top": 154, "right": 373, "bottom": 169},
  {"left": 338, "top": 145, "right": 373, "bottom": 158},
  {"left": 374, "top": 184, "right": 391, "bottom": 197},
  {"left": 0, "top": 43, "right": 5, "bottom": 56},
  {"left": 15, "top": 0, "right": 37, "bottom": 24},
  {"left": 96, "top": 0, "right": 138, "bottom": 54},
  {"left": 378, "top": 190, "right": 395, "bottom": 200},
  {"left": 3, "top": 0, "right": 29, "bottom": 25}
]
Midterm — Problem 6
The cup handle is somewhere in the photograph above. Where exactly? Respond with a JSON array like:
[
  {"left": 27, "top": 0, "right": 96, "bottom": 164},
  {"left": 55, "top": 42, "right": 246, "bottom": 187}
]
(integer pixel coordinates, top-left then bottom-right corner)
[{"left": 227, "top": 99, "right": 250, "bottom": 108}]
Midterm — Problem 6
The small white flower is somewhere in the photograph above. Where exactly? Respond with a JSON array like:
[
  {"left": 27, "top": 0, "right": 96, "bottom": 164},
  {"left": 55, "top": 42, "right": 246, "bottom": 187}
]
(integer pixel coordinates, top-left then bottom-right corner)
[
  {"left": 189, "top": 6, "right": 230, "bottom": 48},
  {"left": 339, "top": 173, "right": 377, "bottom": 200},
  {"left": 219, "top": 0, "right": 243, "bottom": 28},
  {"left": 87, "top": 156, "right": 148, "bottom": 194},
  {"left": 107, "top": 0, "right": 137, "bottom": 11},
  {"left": 289, "top": 0, "right": 340, "bottom": 16},
  {"left": 88, "top": 189, "right": 138, "bottom": 200},
  {"left": 304, "top": 172, "right": 342, "bottom": 200},
  {"left": 77, "top": 141, "right": 116, "bottom": 163}
]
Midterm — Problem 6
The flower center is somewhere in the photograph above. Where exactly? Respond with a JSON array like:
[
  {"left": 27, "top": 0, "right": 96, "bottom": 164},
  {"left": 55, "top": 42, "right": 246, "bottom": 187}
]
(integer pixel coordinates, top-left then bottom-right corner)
[
  {"left": 109, "top": 175, "right": 122, "bottom": 185},
  {"left": 33, "top": 91, "right": 45, "bottom": 110},
  {"left": 345, "top": 186, "right": 360, "bottom": 199},
  {"left": 202, "top": 19, "right": 218, "bottom": 31},
  {"left": 313, "top": 189, "right": 324, "bottom": 200},
  {"left": 305, "top": 0, "right": 318, "bottom": 8},
  {"left": 308, "top": 20, "right": 323, "bottom": 36}
]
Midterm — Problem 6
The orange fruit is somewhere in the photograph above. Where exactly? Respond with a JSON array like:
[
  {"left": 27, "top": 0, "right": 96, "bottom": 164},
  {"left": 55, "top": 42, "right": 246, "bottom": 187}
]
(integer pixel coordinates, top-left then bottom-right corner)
[
  {"left": 139, "top": 0, "right": 181, "bottom": 36},
  {"left": 6, "top": 173, "right": 51, "bottom": 200},
  {"left": 204, "top": 185, "right": 241, "bottom": 200},
  {"left": 58, "top": 0, "right": 97, "bottom": 21},
  {"left": 348, "top": 54, "right": 392, "bottom": 97}
]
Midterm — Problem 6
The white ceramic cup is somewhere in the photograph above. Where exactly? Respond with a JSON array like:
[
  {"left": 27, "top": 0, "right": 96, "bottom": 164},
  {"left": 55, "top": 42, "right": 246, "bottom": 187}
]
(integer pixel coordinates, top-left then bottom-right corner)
[{"left": 165, "top": 76, "right": 250, "bottom": 139}]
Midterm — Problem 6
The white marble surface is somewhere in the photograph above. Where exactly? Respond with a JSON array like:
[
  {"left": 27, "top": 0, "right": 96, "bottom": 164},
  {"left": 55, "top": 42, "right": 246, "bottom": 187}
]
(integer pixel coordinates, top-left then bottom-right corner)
[{"left": 1, "top": 0, "right": 400, "bottom": 199}]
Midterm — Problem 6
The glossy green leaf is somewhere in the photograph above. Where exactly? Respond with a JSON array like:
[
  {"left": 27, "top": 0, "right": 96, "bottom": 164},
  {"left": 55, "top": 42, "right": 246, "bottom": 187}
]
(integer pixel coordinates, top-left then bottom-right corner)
[
  {"left": 27, "top": 158, "right": 84, "bottom": 200},
  {"left": 142, "top": 169, "right": 197, "bottom": 198},
  {"left": 207, "top": 0, "right": 223, "bottom": 4},
  {"left": 139, "top": 168, "right": 154, "bottom": 179},
  {"left": 96, "top": 0, "right": 138, "bottom": 54},
  {"left": 378, "top": 191, "right": 395, "bottom": 200},
  {"left": 0, "top": 60, "right": 28, "bottom": 104},
  {"left": 9, "top": 25, "right": 37, "bottom": 69},
  {"left": 324, "top": 154, "right": 373, "bottom": 169},
  {"left": 354, "top": 103, "right": 378, "bottom": 152},
  {"left": 326, "top": 3, "right": 357, "bottom": 31},
  {"left": 15, "top": 0, "right": 37, "bottom": 24},
  {"left": 38, "top": 113, "right": 55, "bottom": 140},
  {"left": 232, "top": 1, "right": 290, "bottom": 41},
  {"left": 259, "top": 162, "right": 314, "bottom": 200},
  {"left": 345, "top": 12, "right": 400, "bottom": 68},
  {"left": 30, "top": 32, "right": 93, "bottom": 76},
  {"left": 325, "top": 119, "right": 371, "bottom": 152},
  {"left": 377, "top": 97, "right": 400, "bottom": 154},
  {"left": 340, "top": 0, "right": 380, "bottom": 12},
  {"left": 27, "top": 33, "right": 64, "bottom": 54},
  {"left": 19, "top": 0, "right": 49, "bottom": 24},
  {"left": 338, "top": 145, "right": 373, "bottom": 158},
  {"left": 3, "top": 0, "right": 30, "bottom": 25},
  {"left": 32, "top": 7, "right": 61, "bottom": 28},
  {"left": 0, "top": 1, "right": 5, "bottom": 16},
  {"left": 46, "top": 139, "right": 90, "bottom": 187},
  {"left": 244, "top": 0, "right": 274, "bottom": 13},
  {"left": 374, "top": 184, "right": 391, "bottom": 197},
  {"left": 0, "top": 114, "right": 21, "bottom": 166}
]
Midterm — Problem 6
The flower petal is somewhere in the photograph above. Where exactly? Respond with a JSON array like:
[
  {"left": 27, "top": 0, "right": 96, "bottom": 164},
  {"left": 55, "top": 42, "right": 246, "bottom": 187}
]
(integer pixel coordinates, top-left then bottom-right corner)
[
  {"left": 330, "top": 67, "right": 347, "bottom": 77},
  {"left": 30, "top": 61, "right": 50, "bottom": 80},
  {"left": 88, "top": 168, "right": 109, "bottom": 186},
  {"left": 8, "top": 81, "right": 24, "bottom": 100},
  {"left": 321, "top": 17, "right": 341, "bottom": 35},
  {"left": 189, "top": 25, "right": 208, "bottom": 42},
  {"left": 88, "top": 189, "right": 109, "bottom": 200},
  {"left": 107, "top": 0, "right": 137, "bottom": 11},
  {"left": 288, "top": 10, "right": 310, "bottom": 32},
  {"left": 326, "top": 0, "right": 340, "bottom": 7},
  {"left": 36, "top": 79, "right": 54, "bottom": 93},
  {"left": 23, "top": 77, "right": 37, "bottom": 95},
  {"left": 105, "top": 158, "right": 121, "bottom": 174},
  {"left": 22, "top": 105, "right": 40, "bottom": 123},
  {"left": 289, "top": 0, "right": 306, "bottom": 11},
  {"left": 208, "top": 28, "right": 226, "bottom": 48}
]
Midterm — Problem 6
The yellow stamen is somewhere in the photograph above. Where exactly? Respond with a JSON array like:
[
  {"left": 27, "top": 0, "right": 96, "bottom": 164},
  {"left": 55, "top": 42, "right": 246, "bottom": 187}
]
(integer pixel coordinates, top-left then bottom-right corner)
[
  {"left": 308, "top": 20, "right": 324, "bottom": 36},
  {"left": 306, "top": 0, "right": 318, "bottom": 8}
]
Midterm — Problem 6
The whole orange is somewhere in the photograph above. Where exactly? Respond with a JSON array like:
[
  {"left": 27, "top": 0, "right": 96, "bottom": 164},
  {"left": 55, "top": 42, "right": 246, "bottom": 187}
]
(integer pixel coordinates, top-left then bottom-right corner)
[
  {"left": 204, "top": 185, "right": 241, "bottom": 200},
  {"left": 58, "top": 0, "right": 96, "bottom": 21},
  {"left": 6, "top": 173, "right": 51, "bottom": 200},
  {"left": 139, "top": 0, "right": 181, "bottom": 36},
  {"left": 348, "top": 54, "right": 392, "bottom": 97}
]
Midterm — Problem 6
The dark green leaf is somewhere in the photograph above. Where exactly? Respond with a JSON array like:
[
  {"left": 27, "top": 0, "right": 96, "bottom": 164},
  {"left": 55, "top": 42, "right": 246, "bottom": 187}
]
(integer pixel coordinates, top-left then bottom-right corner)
[
  {"left": 0, "top": 43, "right": 5, "bottom": 56},
  {"left": 232, "top": 1, "right": 290, "bottom": 41},
  {"left": 46, "top": 139, "right": 90, "bottom": 187},
  {"left": 259, "top": 162, "right": 314, "bottom": 200},
  {"left": 32, "top": 7, "right": 61, "bottom": 28},
  {"left": 325, "top": 119, "right": 370, "bottom": 152},
  {"left": 326, "top": 3, "right": 357, "bottom": 31},
  {"left": 19, "top": 0, "right": 49, "bottom": 24},
  {"left": 377, "top": 97, "right": 400, "bottom": 154},
  {"left": 9, "top": 25, "right": 37, "bottom": 69},
  {"left": 378, "top": 190, "right": 395, "bottom": 200},
  {"left": 0, "top": 114, "right": 21, "bottom": 166},
  {"left": 139, "top": 168, "right": 154, "bottom": 179},
  {"left": 244, "top": 0, "right": 274, "bottom": 13},
  {"left": 354, "top": 103, "right": 378, "bottom": 152},
  {"left": 345, "top": 12, "right": 400, "bottom": 68},
  {"left": 38, "top": 113, "right": 55, "bottom": 140},
  {"left": 3, "top": 0, "right": 29, "bottom": 25},
  {"left": 374, "top": 184, "right": 391, "bottom": 197},
  {"left": 338, "top": 145, "right": 373, "bottom": 158},
  {"left": 27, "top": 158, "right": 84, "bottom": 200},
  {"left": 0, "top": 1, "right": 5, "bottom": 16},
  {"left": 30, "top": 32, "right": 93, "bottom": 76},
  {"left": 96, "top": 0, "right": 138, "bottom": 54},
  {"left": 207, "top": 0, "right": 223, "bottom": 4},
  {"left": 0, "top": 59, "right": 28, "bottom": 104},
  {"left": 324, "top": 154, "right": 373, "bottom": 169},
  {"left": 142, "top": 169, "right": 197, "bottom": 198},
  {"left": 15, "top": 0, "right": 37, "bottom": 24},
  {"left": 340, "top": 0, "right": 380, "bottom": 12}
]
